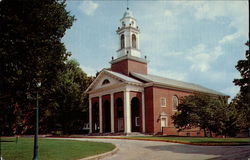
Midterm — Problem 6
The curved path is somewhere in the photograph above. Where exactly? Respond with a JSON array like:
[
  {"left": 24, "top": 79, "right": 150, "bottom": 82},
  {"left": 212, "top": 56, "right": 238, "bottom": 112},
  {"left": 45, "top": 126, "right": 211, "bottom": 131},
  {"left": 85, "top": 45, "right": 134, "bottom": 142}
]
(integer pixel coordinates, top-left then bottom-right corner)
[{"left": 55, "top": 138, "right": 250, "bottom": 160}]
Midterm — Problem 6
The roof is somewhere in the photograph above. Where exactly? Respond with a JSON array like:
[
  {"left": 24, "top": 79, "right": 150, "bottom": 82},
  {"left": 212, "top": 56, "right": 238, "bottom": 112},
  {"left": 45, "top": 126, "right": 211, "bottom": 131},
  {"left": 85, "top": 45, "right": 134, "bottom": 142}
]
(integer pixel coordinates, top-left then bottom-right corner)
[
  {"left": 123, "top": 9, "right": 134, "bottom": 19},
  {"left": 105, "top": 70, "right": 142, "bottom": 84},
  {"left": 130, "top": 72, "right": 228, "bottom": 96}
]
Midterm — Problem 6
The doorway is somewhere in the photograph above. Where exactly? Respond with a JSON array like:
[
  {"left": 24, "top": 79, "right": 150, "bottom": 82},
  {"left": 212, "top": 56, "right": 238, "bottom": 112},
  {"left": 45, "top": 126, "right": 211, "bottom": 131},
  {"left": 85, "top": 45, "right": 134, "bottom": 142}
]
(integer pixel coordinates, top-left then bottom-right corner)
[
  {"left": 103, "top": 100, "right": 111, "bottom": 133},
  {"left": 131, "top": 97, "right": 140, "bottom": 132}
]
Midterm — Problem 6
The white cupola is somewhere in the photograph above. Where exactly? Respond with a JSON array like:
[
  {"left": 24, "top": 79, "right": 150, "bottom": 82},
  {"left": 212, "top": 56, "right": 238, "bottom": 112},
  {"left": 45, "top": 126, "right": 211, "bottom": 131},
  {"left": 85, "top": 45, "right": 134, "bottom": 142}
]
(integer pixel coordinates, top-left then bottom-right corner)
[{"left": 116, "top": 8, "right": 141, "bottom": 58}]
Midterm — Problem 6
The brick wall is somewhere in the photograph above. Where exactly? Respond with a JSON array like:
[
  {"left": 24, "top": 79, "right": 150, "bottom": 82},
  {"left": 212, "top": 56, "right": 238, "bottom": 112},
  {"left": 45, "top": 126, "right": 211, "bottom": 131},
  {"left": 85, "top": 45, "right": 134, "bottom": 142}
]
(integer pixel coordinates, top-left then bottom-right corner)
[
  {"left": 162, "top": 127, "right": 205, "bottom": 136},
  {"left": 111, "top": 59, "right": 147, "bottom": 76},
  {"left": 152, "top": 87, "right": 191, "bottom": 134},
  {"left": 144, "top": 87, "right": 154, "bottom": 133}
]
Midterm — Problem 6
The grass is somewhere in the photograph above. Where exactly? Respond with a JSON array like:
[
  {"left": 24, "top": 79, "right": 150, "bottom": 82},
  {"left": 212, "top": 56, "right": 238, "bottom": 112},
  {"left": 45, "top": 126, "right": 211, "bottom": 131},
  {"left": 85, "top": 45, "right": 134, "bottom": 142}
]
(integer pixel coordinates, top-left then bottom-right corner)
[
  {"left": 1, "top": 137, "right": 115, "bottom": 160},
  {"left": 121, "top": 136, "right": 250, "bottom": 145}
]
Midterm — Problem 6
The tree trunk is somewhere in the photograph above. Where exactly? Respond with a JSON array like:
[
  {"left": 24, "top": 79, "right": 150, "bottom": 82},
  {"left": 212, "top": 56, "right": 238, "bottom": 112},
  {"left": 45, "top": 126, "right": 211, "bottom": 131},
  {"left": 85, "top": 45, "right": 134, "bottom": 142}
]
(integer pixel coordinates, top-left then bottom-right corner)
[
  {"left": 210, "top": 130, "right": 212, "bottom": 137},
  {"left": 204, "top": 128, "right": 207, "bottom": 137}
]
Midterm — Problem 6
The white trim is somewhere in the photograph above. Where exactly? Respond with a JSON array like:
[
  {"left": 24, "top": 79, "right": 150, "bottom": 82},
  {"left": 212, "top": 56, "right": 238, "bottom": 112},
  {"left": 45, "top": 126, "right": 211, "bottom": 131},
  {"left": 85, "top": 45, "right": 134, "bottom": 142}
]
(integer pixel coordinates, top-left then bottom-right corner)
[
  {"left": 160, "top": 97, "right": 167, "bottom": 107},
  {"left": 89, "top": 85, "right": 126, "bottom": 98},
  {"left": 89, "top": 98, "right": 92, "bottom": 133},
  {"left": 89, "top": 84, "right": 144, "bottom": 99},
  {"left": 111, "top": 93, "right": 114, "bottom": 133},
  {"left": 142, "top": 92, "right": 145, "bottom": 133},
  {"left": 85, "top": 69, "right": 106, "bottom": 93},
  {"left": 99, "top": 96, "right": 103, "bottom": 133},
  {"left": 160, "top": 116, "right": 168, "bottom": 131}
]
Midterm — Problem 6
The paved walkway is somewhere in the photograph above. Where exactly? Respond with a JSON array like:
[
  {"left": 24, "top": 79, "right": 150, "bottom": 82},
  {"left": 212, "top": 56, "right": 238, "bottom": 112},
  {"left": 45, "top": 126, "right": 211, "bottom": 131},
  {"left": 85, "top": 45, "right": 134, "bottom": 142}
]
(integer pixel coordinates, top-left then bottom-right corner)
[{"left": 56, "top": 138, "right": 250, "bottom": 160}]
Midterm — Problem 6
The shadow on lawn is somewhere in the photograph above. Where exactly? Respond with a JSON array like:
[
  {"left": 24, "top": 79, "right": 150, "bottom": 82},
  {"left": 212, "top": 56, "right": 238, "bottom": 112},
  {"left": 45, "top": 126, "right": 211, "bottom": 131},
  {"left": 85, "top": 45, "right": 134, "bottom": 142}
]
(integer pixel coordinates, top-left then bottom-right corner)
[{"left": 145, "top": 144, "right": 250, "bottom": 160}]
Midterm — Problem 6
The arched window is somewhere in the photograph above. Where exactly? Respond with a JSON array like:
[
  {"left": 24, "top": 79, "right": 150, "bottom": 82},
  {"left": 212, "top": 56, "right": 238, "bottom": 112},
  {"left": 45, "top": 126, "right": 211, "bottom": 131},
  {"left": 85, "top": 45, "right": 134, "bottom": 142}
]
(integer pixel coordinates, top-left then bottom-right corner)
[
  {"left": 102, "top": 79, "right": 110, "bottom": 85},
  {"left": 172, "top": 96, "right": 179, "bottom": 111},
  {"left": 132, "top": 34, "right": 136, "bottom": 48},
  {"left": 120, "top": 34, "right": 125, "bottom": 49}
]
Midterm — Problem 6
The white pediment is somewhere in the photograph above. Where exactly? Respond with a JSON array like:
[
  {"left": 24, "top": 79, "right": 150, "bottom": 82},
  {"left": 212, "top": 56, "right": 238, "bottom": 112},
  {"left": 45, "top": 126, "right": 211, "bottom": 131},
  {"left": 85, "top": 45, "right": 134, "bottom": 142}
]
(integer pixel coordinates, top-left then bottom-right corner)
[
  {"left": 94, "top": 74, "right": 122, "bottom": 90},
  {"left": 85, "top": 69, "right": 143, "bottom": 94},
  {"left": 86, "top": 70, "right": 124, "bottom": 93}
]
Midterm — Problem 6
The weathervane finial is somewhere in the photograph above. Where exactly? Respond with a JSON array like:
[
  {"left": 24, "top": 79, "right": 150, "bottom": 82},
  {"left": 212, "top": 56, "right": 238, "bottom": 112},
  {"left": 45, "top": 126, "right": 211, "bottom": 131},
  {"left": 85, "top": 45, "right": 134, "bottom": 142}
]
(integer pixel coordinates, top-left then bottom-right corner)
[{"left": 127, "top": 0, "right": 129, "bottom": 10}]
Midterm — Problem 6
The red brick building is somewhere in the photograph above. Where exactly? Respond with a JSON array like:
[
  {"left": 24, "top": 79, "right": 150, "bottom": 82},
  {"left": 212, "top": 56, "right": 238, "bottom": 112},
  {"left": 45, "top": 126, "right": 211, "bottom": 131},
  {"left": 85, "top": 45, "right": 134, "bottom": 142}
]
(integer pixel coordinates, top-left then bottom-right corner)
[{"left": 86, "top": 9, "right": 227, "bottom": 136}]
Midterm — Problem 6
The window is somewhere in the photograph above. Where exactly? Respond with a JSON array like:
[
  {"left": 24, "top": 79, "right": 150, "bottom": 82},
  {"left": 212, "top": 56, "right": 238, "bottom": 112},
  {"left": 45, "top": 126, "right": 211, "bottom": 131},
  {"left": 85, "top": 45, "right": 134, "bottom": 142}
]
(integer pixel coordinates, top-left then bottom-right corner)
[
  {"left": 160, "top": 116, "right": 168, "bottom": 132},
  {"left": 121, "top": 34, "right": 125, "bottom": 49},
  {"left": 135, "top": 117, "right": 140, "bottom": 126},
  {"left": 132, "top": 34, "right": 136, "bottom": 48},
  {"left": 172, "top": 96, "right": 179, "bottom": 110},
  {"left": 122, "top": 21, "right": 125, "bottom": 27},
  {"left": 102, "top": 79, "right": 110, "bottom": 85},
  {"left": 160, "top": 97, "right": 166, "bottom": 107}
]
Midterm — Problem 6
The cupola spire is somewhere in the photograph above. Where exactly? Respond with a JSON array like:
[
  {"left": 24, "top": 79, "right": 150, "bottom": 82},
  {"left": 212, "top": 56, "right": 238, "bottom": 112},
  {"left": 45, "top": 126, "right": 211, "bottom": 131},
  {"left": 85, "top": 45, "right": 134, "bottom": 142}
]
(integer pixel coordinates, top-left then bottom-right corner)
[
  {"left": 116, "top": 8, "right": 141, "bottom": 58},
  {"left": 110, "top": 9, "right": 148, "bottom": 76}
]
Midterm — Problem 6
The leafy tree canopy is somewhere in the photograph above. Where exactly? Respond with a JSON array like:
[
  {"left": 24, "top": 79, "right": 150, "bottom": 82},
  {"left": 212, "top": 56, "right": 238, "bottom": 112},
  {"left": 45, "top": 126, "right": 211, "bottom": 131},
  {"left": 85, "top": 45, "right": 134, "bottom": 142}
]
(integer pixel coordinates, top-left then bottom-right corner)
[
  {"left": 43, "top": 59, "right": 92, "bottom": 134},
  {"left": 0, "top": 0, "right": 76, "bottom": 135},
  {"left": 172, "top": 93, "right": 237, "bottom": 137},
  {"left": 232, "top": 41, "right": 250, "bottom": 129}
]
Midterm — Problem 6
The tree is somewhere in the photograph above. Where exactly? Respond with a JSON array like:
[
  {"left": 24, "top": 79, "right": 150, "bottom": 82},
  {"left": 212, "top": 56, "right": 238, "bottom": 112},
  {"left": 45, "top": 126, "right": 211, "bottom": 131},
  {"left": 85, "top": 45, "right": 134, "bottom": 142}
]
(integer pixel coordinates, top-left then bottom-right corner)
[
  {"left": 212, "top": 98, "right": 239, "bottom": 137},
  {"left": 172, "top": 93, "right": 236, "bottom": 137},
  {"left": 42, "top": 60, "right": 92, "bottom": 134},
  {"left": 232, "top": 41, "right": 250, "bottom": 129},
  {"left": 0, "top": 0, "right": 75, "bottom": 135}
]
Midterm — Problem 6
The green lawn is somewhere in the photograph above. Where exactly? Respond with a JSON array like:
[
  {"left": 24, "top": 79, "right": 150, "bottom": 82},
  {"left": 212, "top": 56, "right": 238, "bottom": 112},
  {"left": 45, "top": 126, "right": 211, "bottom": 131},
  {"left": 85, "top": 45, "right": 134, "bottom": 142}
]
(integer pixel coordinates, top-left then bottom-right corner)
[
  {"left": 123, "top": 136, "right": 250, "bottom": 145},
  {"left": 1, "top": 137, "right": 115, "bottom": 160}
]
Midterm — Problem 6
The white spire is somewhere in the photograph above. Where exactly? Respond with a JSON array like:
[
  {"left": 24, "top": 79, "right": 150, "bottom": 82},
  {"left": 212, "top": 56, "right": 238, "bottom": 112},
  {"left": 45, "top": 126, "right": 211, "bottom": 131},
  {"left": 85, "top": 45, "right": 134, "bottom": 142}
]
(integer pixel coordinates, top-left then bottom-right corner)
[{"left": 116, "top": 9, "right": 141, "bottom": 58}]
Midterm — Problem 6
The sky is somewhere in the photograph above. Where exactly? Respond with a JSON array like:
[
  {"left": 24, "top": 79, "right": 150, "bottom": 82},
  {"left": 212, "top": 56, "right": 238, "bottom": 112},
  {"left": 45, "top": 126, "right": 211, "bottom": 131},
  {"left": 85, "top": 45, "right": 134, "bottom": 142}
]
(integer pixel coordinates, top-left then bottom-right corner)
[{"left": 62, "top": 0, "right": 249, "bottom": 100}]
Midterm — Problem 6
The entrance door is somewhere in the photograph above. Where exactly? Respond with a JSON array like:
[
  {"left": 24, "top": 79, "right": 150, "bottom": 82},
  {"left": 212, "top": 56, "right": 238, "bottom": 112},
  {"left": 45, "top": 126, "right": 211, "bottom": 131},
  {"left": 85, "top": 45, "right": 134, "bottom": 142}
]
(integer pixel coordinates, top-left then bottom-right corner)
[
  {"left": 118, "top": 118, "right": 124, "bottom": 132},
  {"left": 103, "top": 100, "right": 111, "bottom": 133},
  {"left": 116, "top": 98, "right": 124, "bottom": 132},
  {"left": 131, "top": 97, "right": 140, "bottom": 132}
]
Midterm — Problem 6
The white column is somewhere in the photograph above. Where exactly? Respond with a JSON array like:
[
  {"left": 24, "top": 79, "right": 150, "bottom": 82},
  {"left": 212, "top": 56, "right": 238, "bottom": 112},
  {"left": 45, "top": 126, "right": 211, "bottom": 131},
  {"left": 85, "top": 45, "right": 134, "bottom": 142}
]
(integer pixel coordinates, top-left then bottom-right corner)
[
  {"left": 142, "top": 92, "right": 145, "bottom": 133},
  {"left": 111, "top": 93, "right": 115, "bottom": 133},
  {"left": 124, "top": 91, "right": 127, "bottom": 133},
  {"left": 99, "top": 96, "right": 103, "bottom": 133},
  {"left": 124, "top": 90, "right": 131, "bottom": 133},
  {"left": 89, "top": 97, "right": 92, "bottom": 133}
]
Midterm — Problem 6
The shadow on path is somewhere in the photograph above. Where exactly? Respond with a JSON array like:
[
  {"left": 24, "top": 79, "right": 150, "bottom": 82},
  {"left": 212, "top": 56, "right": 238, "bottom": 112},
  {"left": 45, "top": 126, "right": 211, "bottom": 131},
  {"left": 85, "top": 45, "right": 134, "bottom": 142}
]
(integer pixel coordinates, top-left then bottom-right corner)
[{"left": 145, "top": 144, "right": 250, "bottom": 160}]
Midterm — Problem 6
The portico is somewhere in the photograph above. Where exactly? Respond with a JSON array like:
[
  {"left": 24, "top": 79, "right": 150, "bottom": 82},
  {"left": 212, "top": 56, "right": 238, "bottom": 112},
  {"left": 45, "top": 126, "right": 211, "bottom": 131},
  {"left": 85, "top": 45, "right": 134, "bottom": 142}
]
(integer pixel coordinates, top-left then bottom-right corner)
[{"left": 87, "top": 73, "right": 145, "bottom": 134}]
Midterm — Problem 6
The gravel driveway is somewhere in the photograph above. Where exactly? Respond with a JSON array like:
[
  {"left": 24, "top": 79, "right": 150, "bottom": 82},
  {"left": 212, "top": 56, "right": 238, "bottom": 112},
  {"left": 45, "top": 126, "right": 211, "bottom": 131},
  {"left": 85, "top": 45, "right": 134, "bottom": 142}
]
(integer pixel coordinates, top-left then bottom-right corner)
[{"left": 56, "top": 138, "right": 250, "bottom": 160}]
